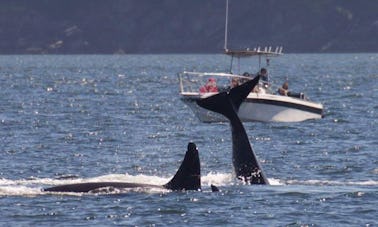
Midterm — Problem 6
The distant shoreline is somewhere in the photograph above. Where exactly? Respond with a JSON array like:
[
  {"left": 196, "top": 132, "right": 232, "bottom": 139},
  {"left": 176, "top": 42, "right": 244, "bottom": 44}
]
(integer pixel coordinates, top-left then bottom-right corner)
[
  {"left": 1, "top": 51, "right": 378, "bottom": 55},
  {"left": 1, "top": 1, "right": 377, "bottom": 55}
]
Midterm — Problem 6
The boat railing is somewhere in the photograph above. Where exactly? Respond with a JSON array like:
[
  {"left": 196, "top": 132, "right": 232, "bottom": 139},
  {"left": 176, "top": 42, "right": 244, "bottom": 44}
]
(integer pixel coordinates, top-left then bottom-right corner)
[
  {"left": 178, "top": 71, "right": 252, "bottom": 94},
  {"left": 178, "top": 71, "right": 313, "bottom": 102}
]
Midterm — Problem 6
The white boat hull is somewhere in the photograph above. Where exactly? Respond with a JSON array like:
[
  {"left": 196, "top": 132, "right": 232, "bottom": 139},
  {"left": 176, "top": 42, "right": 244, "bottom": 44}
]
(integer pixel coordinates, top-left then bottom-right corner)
[{"left": 181, "top": 92, "right": 323, "bottom": 123}]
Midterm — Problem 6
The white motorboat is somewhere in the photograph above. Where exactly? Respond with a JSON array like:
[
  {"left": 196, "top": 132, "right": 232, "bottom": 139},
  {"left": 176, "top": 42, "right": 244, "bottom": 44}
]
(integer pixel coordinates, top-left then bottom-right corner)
[
  {"left": 178, "top": 70, "right": 324, "bottom": 123},
  {"left": 177, "top": 0, "right": 323, "bottom": 123}
]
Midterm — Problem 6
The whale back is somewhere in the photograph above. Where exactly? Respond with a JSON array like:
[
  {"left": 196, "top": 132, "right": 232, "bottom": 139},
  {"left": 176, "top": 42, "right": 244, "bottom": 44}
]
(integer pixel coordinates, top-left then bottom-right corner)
[{"left": 44, "top": 142, "right": 201, "bottom": 193}]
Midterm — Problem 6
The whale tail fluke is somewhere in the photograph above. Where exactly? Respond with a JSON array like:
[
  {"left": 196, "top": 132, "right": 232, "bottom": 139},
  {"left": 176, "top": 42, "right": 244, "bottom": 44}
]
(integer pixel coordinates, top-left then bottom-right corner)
[
  {"left": 195, "top": 76, "right": 269, "bottom": 185},
  {"left": 163, "top": 142, "right": 201, "bottom": 191}
]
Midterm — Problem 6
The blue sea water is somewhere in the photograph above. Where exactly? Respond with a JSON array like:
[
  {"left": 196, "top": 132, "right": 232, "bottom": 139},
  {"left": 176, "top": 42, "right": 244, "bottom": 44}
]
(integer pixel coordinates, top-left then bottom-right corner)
[{"left": 0, "top": 54, "right": 377, "bottom": 226}]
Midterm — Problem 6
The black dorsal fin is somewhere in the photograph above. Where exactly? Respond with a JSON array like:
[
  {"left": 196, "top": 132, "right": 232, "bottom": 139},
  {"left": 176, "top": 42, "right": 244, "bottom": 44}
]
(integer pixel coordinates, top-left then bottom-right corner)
[{"left": 164, "top": 142, "right": 201, "bottom": 191}]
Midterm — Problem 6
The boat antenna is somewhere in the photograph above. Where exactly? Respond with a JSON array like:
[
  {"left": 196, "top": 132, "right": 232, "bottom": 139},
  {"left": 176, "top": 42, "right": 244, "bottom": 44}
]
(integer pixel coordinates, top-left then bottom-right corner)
[{"left": 224, "top": 0, "right": 229, "bottom": 51}]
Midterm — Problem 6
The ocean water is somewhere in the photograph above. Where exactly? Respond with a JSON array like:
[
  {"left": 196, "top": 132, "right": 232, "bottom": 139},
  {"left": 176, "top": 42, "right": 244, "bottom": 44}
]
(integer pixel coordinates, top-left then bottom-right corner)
[{"left": 0, "top": 54, "right": 377, "bottom": 226}]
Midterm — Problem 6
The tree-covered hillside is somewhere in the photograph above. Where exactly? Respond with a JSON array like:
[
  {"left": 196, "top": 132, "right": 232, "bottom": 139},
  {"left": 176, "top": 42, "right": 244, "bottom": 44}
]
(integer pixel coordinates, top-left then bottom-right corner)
[{"left": 0, "top": 0, "right": 377, "bottom": 54}]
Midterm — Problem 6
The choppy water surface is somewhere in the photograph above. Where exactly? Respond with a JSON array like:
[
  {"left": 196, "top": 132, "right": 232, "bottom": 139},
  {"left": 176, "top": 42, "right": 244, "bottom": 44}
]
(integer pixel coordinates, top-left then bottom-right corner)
[{"left": 0, "top": 54, "right": 377, "bottom": 226}]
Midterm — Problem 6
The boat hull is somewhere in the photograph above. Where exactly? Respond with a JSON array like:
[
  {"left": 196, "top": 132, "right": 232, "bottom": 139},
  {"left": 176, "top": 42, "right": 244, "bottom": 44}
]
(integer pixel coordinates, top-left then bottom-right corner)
[{"left": 181, "top": 92, "right": 323, "bottom": 123}]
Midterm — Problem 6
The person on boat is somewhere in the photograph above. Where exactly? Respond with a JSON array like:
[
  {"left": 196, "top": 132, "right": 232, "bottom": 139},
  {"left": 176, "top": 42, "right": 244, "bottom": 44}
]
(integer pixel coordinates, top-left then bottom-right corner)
[
  {"left": 242, "top": 72, "right": 251, "bottom": 77},
  {"left": 230, "top": 77, "right": 239, "bottom": 88},
  {"left": 258, "top": 68, "right": 269, "bottom": 88},
  {"left": 239, "top": 72, "right": 260, "bottom": 93},
  {"left": 278, "top": 81, "right": 289, "bottom": 96},
  {"left": 278, "top": 81, "right": 305, "bottom": 99},
  {"left": 199, "top": 78, "right": 219, "bottom": 93},
  {"left": 237, "top": 72, "right": 250, "bottom": 84}
]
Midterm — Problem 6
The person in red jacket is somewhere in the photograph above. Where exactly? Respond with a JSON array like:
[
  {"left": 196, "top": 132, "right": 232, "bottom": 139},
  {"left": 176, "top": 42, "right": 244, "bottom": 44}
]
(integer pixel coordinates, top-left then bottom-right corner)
[{"left": 199, "top": 78, "right": 218, "bottom": 93}]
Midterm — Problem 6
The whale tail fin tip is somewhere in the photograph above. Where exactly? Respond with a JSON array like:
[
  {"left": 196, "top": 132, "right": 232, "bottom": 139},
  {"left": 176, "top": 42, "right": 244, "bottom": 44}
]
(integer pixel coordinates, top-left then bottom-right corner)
[{"left": 164, "top": 142, "right": 201, "bottom": 191}]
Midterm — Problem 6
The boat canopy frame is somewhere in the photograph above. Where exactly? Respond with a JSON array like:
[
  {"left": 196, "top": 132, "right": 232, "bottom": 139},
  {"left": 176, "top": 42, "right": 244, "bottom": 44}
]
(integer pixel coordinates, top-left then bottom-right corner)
[
  {"left": 223, "top": 0, "right": 283, "bottom": 74},
  {"left": 225, "top": 47, "right": 283, "bottom": 74}
]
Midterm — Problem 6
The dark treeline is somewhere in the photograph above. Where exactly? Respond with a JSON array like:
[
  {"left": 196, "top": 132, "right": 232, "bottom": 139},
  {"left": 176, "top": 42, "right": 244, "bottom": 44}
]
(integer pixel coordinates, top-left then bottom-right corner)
[{"left": 0, "top": 0, "right": 377, "bottom": 54}]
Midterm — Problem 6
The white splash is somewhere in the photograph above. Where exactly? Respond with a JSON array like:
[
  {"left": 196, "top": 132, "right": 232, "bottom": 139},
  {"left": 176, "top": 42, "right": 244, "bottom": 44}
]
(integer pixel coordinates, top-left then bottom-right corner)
[
  {"left": 201, "top": 172, "right": 233, "bottom": 186},
  {"left": 267, "top": 178, "right": 284, "bottom": 186},
  {"left": 2, "top": 174, "right": 375, "bottom": 197},
  {"left": 0, "top": 172, "right": 224, "bottom": 196}
]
